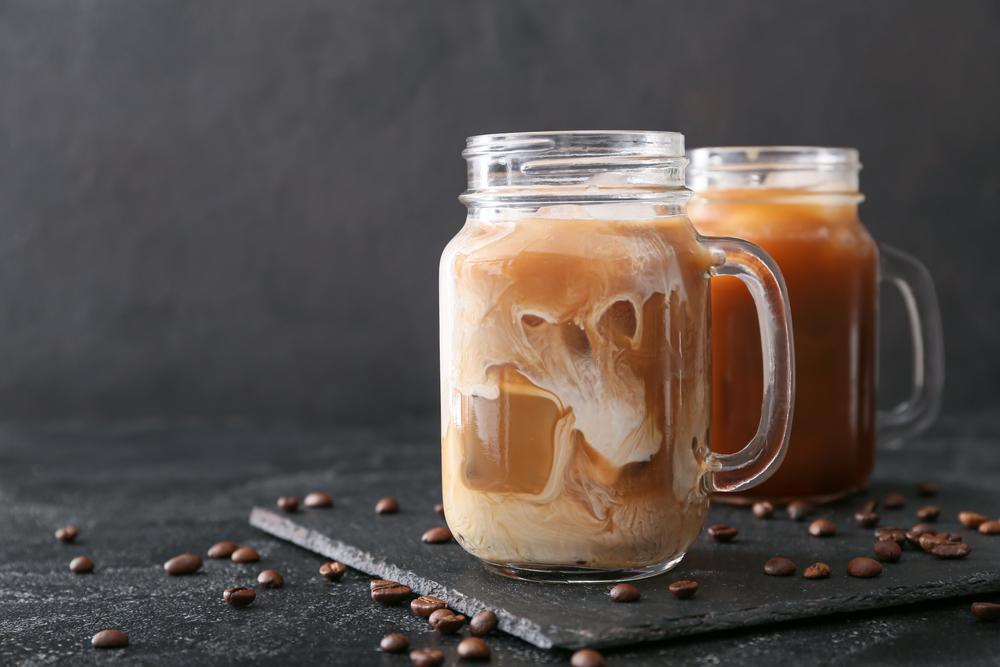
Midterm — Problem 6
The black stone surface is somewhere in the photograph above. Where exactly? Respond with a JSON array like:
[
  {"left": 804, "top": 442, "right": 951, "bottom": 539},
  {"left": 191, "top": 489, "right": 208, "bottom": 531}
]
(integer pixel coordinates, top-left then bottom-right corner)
[{"left": 3, "top": 418, "right": 1000, "bottom": 666}]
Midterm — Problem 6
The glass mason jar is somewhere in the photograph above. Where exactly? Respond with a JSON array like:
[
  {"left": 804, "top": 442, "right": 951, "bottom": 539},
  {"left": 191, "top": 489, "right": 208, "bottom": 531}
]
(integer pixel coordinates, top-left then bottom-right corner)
[
  {"left": 687, "top": 146, "right": 944, "bottom": 503},
  {"left": 440, "top": 131, "right": 794, "bottom": 582}
]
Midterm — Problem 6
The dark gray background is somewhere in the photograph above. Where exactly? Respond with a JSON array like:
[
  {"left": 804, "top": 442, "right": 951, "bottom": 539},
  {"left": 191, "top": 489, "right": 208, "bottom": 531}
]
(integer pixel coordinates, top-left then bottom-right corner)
[{"left": 0, "top": 1, "right": 997, "bottom": 423}]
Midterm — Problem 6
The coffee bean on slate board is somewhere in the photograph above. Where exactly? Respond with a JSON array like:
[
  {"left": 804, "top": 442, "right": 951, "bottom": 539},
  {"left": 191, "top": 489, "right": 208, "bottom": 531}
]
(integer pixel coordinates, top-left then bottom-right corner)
[
  {"left": 320, "top": 562, "right": 346, "bottom": 581},
  {"left": 764, "top": 557, "right": 796, "bottom": 576},
  {"left": 208, "top": 541, "right": 238, "bottom": 558},
  {"left": 669, "top": 580, "right": 699, "bottom": 598},
  {"left": 804, "top": 563, "right": 832, "bottom": 579},
  {"left": 164, "top": 554, "right": 202, "bottom": 575},
  {"left": 874, "top": 526, "right": 906, "bottom": 536},
  {"left": 847, "top": 557, "right": 883, "bottom": 577},
  {"left": 410, "top": 648, "right": 445, "bottom": 667},
  {"left": 708, "top": 525, "right": 738, "bottom": 542},
  {"left": 862, "top": 499, "right": 879, "bottom": 513},
  {"left": 916, "top": 506, "right": 941, "bottom": 521},
  {"left": 457, "top": 637, "right": 491, "bottom": 660},
  {"left": 91, "top": 630, "right": 128, "bottom": 648},
  {"left": 911, "top": 523, "right": 937, "bottom": 535},
  {"left": 883, "top": 493, "right": 905, "bottom": 509},
  {"left": 470, "top": 610, "right": 498, "bottom": 636},
  {"left": 979, "top": 521, "right": 1000, "bottom": 534},
  {"left": 380, "top": 633, "right": 409, "bottom": 653},
  {"left": 411, "top": 596, "right": 448, "bottom": 618},
  {"left": 874, "top": 539, "right": 902, "bottom": 562},
  {"left": 753, "top": 501, "right": 775, "bottom": 519},
  {"left": 223, "top": 587, "right": 256, "bottom": 608},
  {"left": 231, "top": 547, "right": 260, "bottom": 563},
  {"left": 421, "top": 527, "right": 453, "bottom": 543},
  {"left": 971, "top": 602, "right": 1000, "bottom": 621},
  {"left": 918, "top": 533, "right": 947, "bottom": 552},
  {"left": 787, "top": 500, "right": 815, "bottom": 521},
  {"left": 916, "top": 482, "right": 939, "bottom": 496},
  {"left": 571, "top": 649, "right": 608, "bottom": 667},
  {"left": 609, "top": 583, "right": 640, "bottom": 602},
  {"left": 428, "top": 608, "right": 467, "bottom": 634},
  {"left": 905, "top": 531, "right": 925, "bottom": 547},
  {"left": 809, "top": 518, "right": 836, "bottom": 537},
  {"left": 434, "top": 503, "right": 445, "bottom": 516},
  {"left": 940, "top": 533, "right": 962, "bottom": 542},
  {"left": 959, "top": 511, "right": 989, "bottom": 528},
  {"left": 55, "top": 526, "right": 78, "bottom": 542},
  {"left": 70, "top": 556, "right": 94, "bottom": 573},
  {"left": 303, "top": 492, "right": 333, "bottom": 508},
  {"left": 375, "top": 497, "right": 400, "bottom": 514},
  {"left": 877, "top": 531, "right": 906, "bottom": 546},
  {"left": 371, "top": 580, "right": 412, "bottom": 604},
  {"left": 277, "top": 496, "right": 299, "bottom": 512},
  {"left": 257, "top": 570, "right": 284, "bottom": 588},
  {"left": 932, "top": 542, "right": 972, "bottom": 559},
  {"left": 854, "top": 511, "right": 880, "bottom": 527}
]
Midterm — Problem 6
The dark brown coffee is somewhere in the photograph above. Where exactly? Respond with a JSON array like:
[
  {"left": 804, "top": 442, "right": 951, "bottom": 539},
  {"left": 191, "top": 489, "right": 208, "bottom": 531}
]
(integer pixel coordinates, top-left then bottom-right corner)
[
  {"left": 257, "top": 570, "right": 284, "bottom": 588},
  {"left": 708, "top": 525, "right": 738, "bottom": 542},
  {"left": 380, "top": 633, "right": 409, "bottom": 652},
  {"left": 971, "top": 602, "right": 1000, "bottom": 621},
  {"left": 752, "top": 502, "right": 775, "bottom": 519},
  {"left": 55, "top": 526, "right": 78, "bottom": 543},
  {"left": 571, "top": 649, "right": 608, "bottom": 667},
  {"left": 371, "top": 580, "right": 412, "bottom": 604},
  {"left": 91, "top": 630, "right": 128, "bottom": 648},
  {"left": 803, "top": 563, "right": 831, "bottom": 579},
  {"left": 277, "top": 496, "right": 299, "bottom": 512},
  {"left": 411, "top": 596, "right": 448, "bottom": 618},
  {"left": 609, "top": 583, "right": 640, "bottom": 602},
  {"left": 410, "top": 648, "right": 445, "bottom": 667},
  {"left": 303, "top": 492, "right": 333, "bottom": 508},
  {"left": 808, "top": 519, "right": 835, "bottom": 537},
  {"left": 470, "top": 610, "right": 498, "bottom": 636},
  {"left": 223, "top": 587, "right": 256, "bottom": 608},
  {"left": 164, "top": 554, "right": 202, "bottom": 575},
  {"left": 959, "top": 511, "right": 988, "bottom": 528},
  {"left": 428, "top": 608, "right": 466, "bottom": 634},
  {"left": 376, "top": 497, "right": 400, "bottom": 514},
  {"left": 457, "top": 637, "right": 491, "bottom": 660},
  {"left": 787, "top": 501, "right": 815, "bottom": 521},
  {"left": 231, "top": 547, "right": 260, "bottom": 563},
  {"left": 932, "top": 542, "right": 971, "bottom": 559},
  {"left": 669, "top": 581, "right": 698, "bottom": 598},
  {"left": 70, "top": 556, "right": 94, "bottom": 573},
  {"left": 847, "top": 557, "right": 882, "bottom": 577},
  {"left": 320, "top": 562, "right": 346, "bottom": 581},
  {"left": 764, "top": 558, "right": 795, "bottom": 576},
  {"left": 208, "top": 541, "right": 238, "bottom": 558},
  {"left": 421, "top": 527, "right": 452, "bottom": 543},
  {"left": 873, "top": 540, "right": 902, "bottom": 562},
  {"left": 915, "top": 506, "right": 940, "bottom": 521}
]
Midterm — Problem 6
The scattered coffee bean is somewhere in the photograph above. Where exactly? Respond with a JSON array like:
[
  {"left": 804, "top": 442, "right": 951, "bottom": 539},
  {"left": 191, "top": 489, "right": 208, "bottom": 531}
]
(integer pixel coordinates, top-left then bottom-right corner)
[
  {"left": 752, "top": 501, "right": 775, "bottom": 519},
  {"left": 277, "top": 496, "right": 299, "bottom": 512},
  {"left": 915, "top": 505, "right": 941, "bottom": 521},
  {"left": 410, "top": 648, "right": 445, "bottom": 667},
  {"left": 70, "top": 556, "right": 94, "bottom": 573},
  {"left": 764, "top": 557, "right": 796, "bottom": 576},
  {"left": 371, "top": 580, "right": 412, "bottom": 605},
  {"left": 708, "top": 525, "right": 738, "bottom": 542},
  {"left": 55, "top": 526, "right": 78, "bottom": 543},
  {"left": 421, "top": 527, "right": 453, "bottom": 543},
  {"left": 380, "top": 633, "right": 409, "bottom": 653},
  {"left": 874, "top": 539, "right": 902, "bottom": 562},
  {"left": 257, "top": 570, "right": 284, "bottom": 588},
  {"left": 804, "top": 563, "right": 832, "bottom": 579},
  {"left": 231, "top": 547, "right": 260, "bottom": 563},
  {"left": 303, "top": 492, "right": 333, "bottom": 508},
  {"left": 847, "top": 557, "right": 883, "bottom": 578},
  {"left": 971, "top": 602, "right": 1000, "bottom": 621},
  {"left": 932, "top": 542, "right": 972, "bottom": 559},
  {"left": 91, "top": 629, "right": 128, "bottom": 648},
  {"left": 411, "top": 595, "right": 448, "bottom": 618},
  {"left": 669, "top": 580, "right": 698, "bottom": 598},
  {"left": 609, "top": 583, "right": 640, "bottom": 602},
  {"left": 164, "top": 553, "right": 202, "bottom": 576},
  {"left": 434, "top": 503, "right": 445, "bottom": 516},
  {"left": 208, "top": 541, "right": 238, "bottom": 558},
  {"left": 375, "top": 497, "right": 400, "bottom": 514},
  {"left": 570, "top": 649, "right": 608, "bottom": 667},
  {"left": 959, "top": 511, "right": 989, "bottom": 528},
  {"left": 861, "top": 499, "right": 879, "bottom": 513},
  {"left": 911, "top": 523, "right": 937, "bottom": 535},
  {"left": 223, "top": 586, "right": 256, "bottom": 608},
  {"left": 854, "top": 511, "right": 880, "bottom": 527},
  {"left": 470, "top": 610, "right": 498, "bottom": 636},
  {"left": 905, "top": 531, "right": 926, "bottom": 547},
  {"left": 457, "top": 636, "right": 491, "bottom": 660},
  {"left": 979, "top": 521, "right": 1000, "bottom": 535},
  {"left": 918, "top": 533, "right": 948, "bottom": 553},
  {"left": 320, "top": 561, "right": 347, "bottom": 581},
  {"left": 939, "top": 532, "right": 962, "bottom": 542},
  {"left": 428, "top": 608, "right": 467, "bottom": 634},
  {"left": 787, "top": 500, "right": 816, "bottom": 521},
  {"left": 808, "top": 518, "right": 836, "bottom": 537},
  {"left": 874, "top": 526, "right": 906, "bottom": 536},
  {"left": 883, "top": 493, "right": 905, "bottom": 509},
  {"left": 877, "top": 531, "right": 906, "bottom": 546},
  {"left": 916, "top": 482, "right": 939, "bottom": 496}
]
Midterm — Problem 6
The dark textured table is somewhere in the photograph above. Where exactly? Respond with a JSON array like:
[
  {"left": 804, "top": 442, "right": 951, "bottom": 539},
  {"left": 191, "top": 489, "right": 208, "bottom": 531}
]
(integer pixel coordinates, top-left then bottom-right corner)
[{"left": 3, "top": 417, "right": 1000, "bottom": 666}]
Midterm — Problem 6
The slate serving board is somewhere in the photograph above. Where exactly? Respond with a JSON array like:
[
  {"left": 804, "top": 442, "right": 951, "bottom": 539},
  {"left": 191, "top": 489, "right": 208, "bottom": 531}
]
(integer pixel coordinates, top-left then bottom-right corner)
[{"left": 249, "top": 466, "right": 1000, "bottom": 650}]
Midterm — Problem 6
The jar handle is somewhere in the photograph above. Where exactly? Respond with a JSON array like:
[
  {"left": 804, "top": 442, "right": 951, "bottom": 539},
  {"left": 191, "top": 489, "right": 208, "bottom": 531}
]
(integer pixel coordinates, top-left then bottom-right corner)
[
  {"left": 877, "top": 244, "right": 945, "bottom": 448},
  {"left": 703, "top": 237, "right": 795, "bottom": 493}
]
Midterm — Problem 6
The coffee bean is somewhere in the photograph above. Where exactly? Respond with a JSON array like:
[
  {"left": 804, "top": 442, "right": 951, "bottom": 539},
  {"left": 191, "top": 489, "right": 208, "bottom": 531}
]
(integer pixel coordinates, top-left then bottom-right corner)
[
  {"left": 411, "top": 595, "right": 448, "bottom": 618},
  {"left": 410, "top": 648, "right": 445, "bottom": 667},
  {"left": 971, "top": 602, "right": 1000, "bottom": 621},
  {"left": 428, "top": 608, "right": 467, "bottom": 634},
  {"left": 303, "top": 492, "right": 333, "bottom": 508},
  {"left": 231, "top": 547, "right": 260, "bottom": 563},
  {"left": 883, "top": 493, "right": 905, "bottom": 509},
  {"left": 91, "top": 629, "right": 128, "bottom": 648},
  {"left": 277, "top": 496, "right": 299, "bottom": 512},
  {"left": 932, "top": 542, "right": 972, "bottom": 559},
  {"left": 905, "top": 531, "right": 925, "bottom": 547},
  {"left": 847, "top": 557, "right": 883, "bottom": 577},
  {"left": 421, "top": 527, "right": 453, "bottom": 543},
  {"left": 457, "top": 636, "right": 491, "bottom": 660},
  {"left": 915, "top": 506, "right": 940, "bottom": 521},
  {"left": 257, "top": 570, "right": 284, "bottom": 588},
  {"left": 164, "top": 553, "right": 202, "bottom": 576},
  {"left": 380, "top": 633, "right": 409, "bottom": 653},
  {"left": 609, "top": 583, "right": 640, "bottom": 602},
  {"left": 862, "top": 499, "right": 879, "bottom": 513},
  {"left": 959, "top": 511, "right": 989, "bottom": 528},
  {"left": 70, "top": 556, "right": 94, "bottom": 573},
  {"left": 434, "top": 503, "right": 445, "bottom": 516},
  {"left": 764, "top": 557, "right": 796, "bottom": 576},
  {"left": 752, "top": 501, "right": 775, "bottom": 519},
  {"left": 808, "top": 518, "right": 836, "bottom": 537},
  {"left": 877, "top": 531, "right": 906, "bottom": 546},
  {"left": 854, "top": 511, "right": 880, "bottom": 527},
  {"left": 470, "top": 610, "right": 498, "bottom": 636},
  {"left": 979, "top": 521, "right": 1000, "bottom": 535},
  {"left": 570, "top": 649, "right": 608, "bottom": 667},
  {"left": 918, "top": 533, "right": 948, "bottom": 553},
  {"left": 55, "top": 526, "right": 78, "bottom": 543},
  {"left": 787, "top": 500, "right": 816, "bottom": 521},
  {"left": 911, "top": 523, "right": 937, "bottom": 535},
  {"left": 371, "top": 580, "right": 412, "bottom": 604},
  {"left": 375, "top": 497, "right": 400, "bottom": 514},
  {"left": 708, "top": 525, "right": 738, "bottom": 542},
  {"left": 874, "top": 526, "right": 906, "bottom": 536},
  {"left": 874, "top": 539, "right": 902, "bottom": 562},
  {"left": 669, "top": 580, "right": 698, "bottom": 598},
  {"left": 208, "top": 541, "right": 238, "bottom": 558},
  {"left": 319, "top": 561, "right": 347, "bottom": 581},
  {"left": 804, "top": 563, "right": 832, "bottom": 579},
  {"left": 916, "top": 482, "right": 939, "bottom": 496},
  {"left": 939, "top": 532, "right": 962, "bottom": 542},
  {"left": 223, "top": 586, "right": 256, "bottom": 608}
]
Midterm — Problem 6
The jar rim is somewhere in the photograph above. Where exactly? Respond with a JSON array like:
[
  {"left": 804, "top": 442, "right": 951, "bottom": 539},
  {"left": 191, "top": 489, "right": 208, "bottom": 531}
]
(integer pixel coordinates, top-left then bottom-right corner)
[
  {"left": 463, "top": 131, "right": 685, "bottom": 159},
  {"left": 688, "top": 146, "right": 861, "bottom": 172}
]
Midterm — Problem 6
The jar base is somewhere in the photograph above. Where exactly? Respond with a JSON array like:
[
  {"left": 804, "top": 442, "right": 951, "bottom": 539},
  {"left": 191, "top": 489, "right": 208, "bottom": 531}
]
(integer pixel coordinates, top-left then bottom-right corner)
[{"left": 478, "top": 553, "right": 686, "bottom": 584}]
